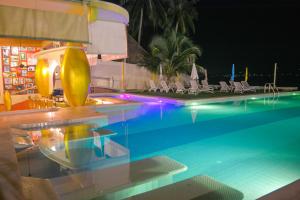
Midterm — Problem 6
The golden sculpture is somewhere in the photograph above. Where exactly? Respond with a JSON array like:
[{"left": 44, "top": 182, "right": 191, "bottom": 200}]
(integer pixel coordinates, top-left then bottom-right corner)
[
  {"left": 61, "top": 48, "right": 91, "bottom": 106},
  {"left": 4, "top": 90, "right": 12, "bottom": 111},
  {"left": 35, "top": 59, "right": 50, "bottom": 97}
]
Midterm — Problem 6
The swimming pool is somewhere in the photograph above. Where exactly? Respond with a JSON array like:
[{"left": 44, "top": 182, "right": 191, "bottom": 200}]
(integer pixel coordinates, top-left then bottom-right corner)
[{"left": 95, "top": 93, "right": 300, "bottom": 199}]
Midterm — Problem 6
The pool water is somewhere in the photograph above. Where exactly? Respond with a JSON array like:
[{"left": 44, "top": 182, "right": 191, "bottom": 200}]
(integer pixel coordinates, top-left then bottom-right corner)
[{"left": 96, "top": 94, "right": 300, "bottom": 199}]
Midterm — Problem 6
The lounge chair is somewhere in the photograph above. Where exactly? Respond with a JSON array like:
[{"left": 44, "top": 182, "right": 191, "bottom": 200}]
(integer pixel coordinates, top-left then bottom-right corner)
[
  {"left": 219, "top": 81, "right": 231, "bottom": 92},
  {"left": 229, "top": 80, "right": 235, "bottom": 92},
  {"left": 160, "top": 80, "right": 171, "bottom": 93},
  {"left": 233, "top": 82, "right": 244, "bottom": 93},
  {"left": 201, "top": 80, "right": 214, "bottom": 93},
  {"left": 175, "top": 81, "right": 188, "bottom": 94},
  {"left": 188, "top": 80, "right": 200, "bottom": 95},
  {"left": 241, "top": 81, "right": 256, "bottom": 92},
  {"left": 148, "top": 80, "right": 158, "bottom": 92}
]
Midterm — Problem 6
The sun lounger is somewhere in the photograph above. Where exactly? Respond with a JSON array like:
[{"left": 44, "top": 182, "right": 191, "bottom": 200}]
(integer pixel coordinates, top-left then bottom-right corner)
[
  {"left": 126, "top": 175, "right": 244, "bottom": 200},
  {"left": 241, "top": 81, "right": 256, "bottom": 92},
  {"left": 149, "top": 80, "right": 159, "bottom": 92},
  {"left": 219, "top": 81, "right": 231, "bottom": 92},
  {"left": 201, "top": 80, "right": 214, "bottom": 93},
  {"left": 233, "top": 82, "right": 244, "bottom": 93},
  {"left": 229, "top": 80, "right": 235, "bottom": 92},
  {"left": 188, "top": 80, "right": 200, "bottom": 94},
  {"left": 50, "top": 156, "right": 187, "bottom": 200},
  {"left": 175, "top": 81, "right": 188, "bottom": 94},
  {"left": 188, "top": 80, "right": 213, "bottom": 94},
  {"left": 160, "top": 80, "right": 171, "bottom": 93}
]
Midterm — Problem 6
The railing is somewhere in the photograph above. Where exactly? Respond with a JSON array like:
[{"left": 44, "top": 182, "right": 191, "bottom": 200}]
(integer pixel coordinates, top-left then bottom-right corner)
[{"left": 264, "top": 83, "right": 279, "bottom": 95}]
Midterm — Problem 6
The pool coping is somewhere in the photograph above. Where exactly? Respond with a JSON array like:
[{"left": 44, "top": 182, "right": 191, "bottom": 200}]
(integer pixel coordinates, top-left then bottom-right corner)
[
  {"left": 2, "top": 91, "right": 297, "bottom": 117},
  {"left": 0, "top": 100, "right": 142, "bottom": 117},
  {"left": 90, "top": 91, "right": 299, "bottom": 106}
]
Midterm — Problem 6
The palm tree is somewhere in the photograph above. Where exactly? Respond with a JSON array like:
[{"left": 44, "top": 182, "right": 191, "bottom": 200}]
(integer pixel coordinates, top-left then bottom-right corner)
[
  {"left": 124, "top": 0, "right": 167, "bottom": 45},
  {"left": 167, "top": 0, "right": 199, "bottom": 34},
  {"left": 139, "top": 30, "right": 202, "bottom": 79}
]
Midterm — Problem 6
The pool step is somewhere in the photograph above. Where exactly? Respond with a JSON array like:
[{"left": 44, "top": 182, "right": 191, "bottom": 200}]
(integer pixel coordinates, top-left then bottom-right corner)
[
  {"left": 258, "top": 179, "right": 300, "bottom": 200},
  {"left": 126, "top": 175, "right": 244, "bottom": 200},
  {"left": 50, "top": 156, "right": 187, "bottom": 200}
]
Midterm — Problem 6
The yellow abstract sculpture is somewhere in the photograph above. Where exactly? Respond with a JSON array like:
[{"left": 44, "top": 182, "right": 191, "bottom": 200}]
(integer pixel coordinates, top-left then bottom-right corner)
[
  {"left": 35, "top": 59, "right": 50, "bottom": 97},
  {"left": 4, "top": 90, "right": 12, "bottom": 111},
  {"left": 61, "top": 48, "right": 90, "bottom": 106}
]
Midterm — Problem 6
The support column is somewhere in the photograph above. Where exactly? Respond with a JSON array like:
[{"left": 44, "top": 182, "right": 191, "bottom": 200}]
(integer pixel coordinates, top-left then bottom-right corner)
[{"left": 121, "top": 59, "right": 126, "bottom": 92}]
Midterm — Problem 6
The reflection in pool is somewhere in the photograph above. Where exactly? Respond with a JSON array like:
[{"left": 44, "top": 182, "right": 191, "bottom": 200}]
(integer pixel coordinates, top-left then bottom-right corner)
[{"left": 17, "top": 123, "right": 129, "bottom": 178}]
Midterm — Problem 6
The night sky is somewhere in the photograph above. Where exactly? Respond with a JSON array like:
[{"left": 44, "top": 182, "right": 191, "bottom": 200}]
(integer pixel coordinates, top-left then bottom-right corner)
[{"left": 193, "top": 0, "right": 300, "bottom": 85}]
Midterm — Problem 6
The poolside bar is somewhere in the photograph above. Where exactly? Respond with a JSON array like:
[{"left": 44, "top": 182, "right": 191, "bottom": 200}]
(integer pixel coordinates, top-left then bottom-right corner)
[{"left": 0, "top": 0, "right": 129, "bottom": 111}]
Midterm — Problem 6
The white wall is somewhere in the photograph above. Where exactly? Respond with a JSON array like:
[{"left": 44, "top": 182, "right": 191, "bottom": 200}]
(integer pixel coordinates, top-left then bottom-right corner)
[{"left": 91, "top": 61, "right": 152, "bottom": 90}]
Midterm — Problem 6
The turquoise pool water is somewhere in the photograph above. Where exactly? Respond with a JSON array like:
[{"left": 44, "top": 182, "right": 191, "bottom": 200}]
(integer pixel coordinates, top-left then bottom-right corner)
[{"left": 97, "top": 93, "right": 300, "bottom": 199}]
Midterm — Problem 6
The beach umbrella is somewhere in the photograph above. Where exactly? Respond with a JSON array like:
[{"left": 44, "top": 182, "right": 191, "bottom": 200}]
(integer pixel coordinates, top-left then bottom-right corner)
[
  {"left": 204, "top": 69, "right": 208, "bottom": 81},
  {"left": 245, "top": 67, "right": 248, "bottom": 81},
  {"left": 159, "top": 64, "right": 163, "bottom": 80},
  {"left": 273, "top": 63, "right": 277, "bottom": 86},
  {"left": 231, "top": 64, "right": 235, "bottom": 81},
  {"left": 191, "top": 63, "right": 199, "bottom": 80}
]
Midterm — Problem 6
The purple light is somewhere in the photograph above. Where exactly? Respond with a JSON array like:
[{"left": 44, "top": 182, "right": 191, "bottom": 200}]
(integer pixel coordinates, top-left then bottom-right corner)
[{"left": 113, "top": 93, "right": 183, "bottom": 105}]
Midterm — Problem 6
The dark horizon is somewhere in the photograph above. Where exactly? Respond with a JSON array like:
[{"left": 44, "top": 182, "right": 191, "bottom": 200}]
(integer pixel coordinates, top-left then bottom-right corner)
[{"left": 193, "top": 0, "right": 300, "bottom": 86}]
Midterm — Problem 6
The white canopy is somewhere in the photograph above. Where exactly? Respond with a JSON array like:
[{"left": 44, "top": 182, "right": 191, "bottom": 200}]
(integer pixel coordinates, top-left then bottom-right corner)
[
  {"left": 159, "top": 64, "right": 163, "bottom": 80},
  {"left": 87, "top": 20, "right": 128, "bottom": 61},
  {"left": 191, "top": 63, "right": 199, "bottom": 80}
]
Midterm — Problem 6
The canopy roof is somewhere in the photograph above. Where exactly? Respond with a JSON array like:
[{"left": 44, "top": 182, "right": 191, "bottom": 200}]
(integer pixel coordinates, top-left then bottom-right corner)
[{"left": 0, "top": 0, "right": 129, "bottom": 61}]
